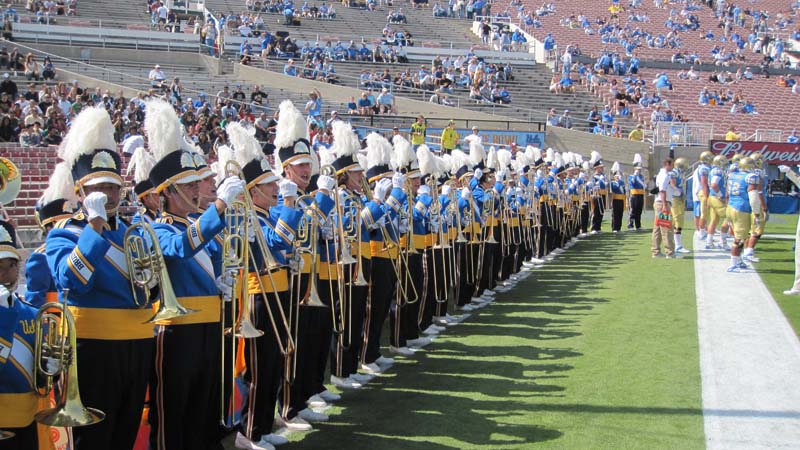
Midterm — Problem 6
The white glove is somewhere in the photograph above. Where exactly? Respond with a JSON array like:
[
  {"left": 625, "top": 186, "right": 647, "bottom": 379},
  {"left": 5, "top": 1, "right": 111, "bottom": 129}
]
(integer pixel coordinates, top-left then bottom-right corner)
[
  {"left": 320, "top": 219, "right": 335, "bottom": 240},
  {"left": 279, "top": 179, "right": 298, "bottom": 198},
  {"left": 418, "top": 185, "right": 431, "bottom": 196},
  {"left": 218, "top": 177, "right": 246, "bottom": 207},
  {"left": 0, "top": 285, "right": 9, "bottom": 308},
  {"left": 579, "top": 172, "right": 587, "bottom": 181},
  {"left": 473, "top": 168, "right": 483, "bottom": 179},
  {"left": 247, "top": 212, "right": 258, "bottom": 243},
  {"left": 496, "top": 170, "right": 506, "bottom": 182},
  {"left": 368, "top": 214, "right": 386, "bottom": 231},
  {"left": 45, "top": 356, "right": 61, "bottom": 374},
  {"left": 429, "top": 214, "right": 440, "bottom": 230},
  {"left": 461, "top": 188, "right": 471, "bottom": 200},
  {"left": 779, "top": 165, "right": 791, "bottom": 173},
  {"left": 536, "top": 169, "right": 543, "bottom": 179},
  {"left": 317, "top": 174, "right": 336, "bottom": 192},
  {"left": 216, "top": 269, "right": 236, "bottom": 301},
  {"left": 289, "top": 252, "right": 305, "bottom": 273},
  {"left": 398, "top": 216, "right": 409, "bottom": 234},
  {"left": 441, "top": 184, "right": 451, "bottom": 196},
  {"left": 83, "top": 192, "right": 108, "bottom": 222},
  {"left": 374, "top": 178, "right": 392, "bottom": 202},
  {"left": 392, "top": 172, "right": 406, "bottom": 189}
]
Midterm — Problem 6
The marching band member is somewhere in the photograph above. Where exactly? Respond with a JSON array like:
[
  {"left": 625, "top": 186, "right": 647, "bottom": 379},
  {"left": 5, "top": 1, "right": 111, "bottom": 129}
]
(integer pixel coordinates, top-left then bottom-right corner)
[
  {"left": 671, "top": 158, "right": 691, "bottom": 254},
  {"left": 549, "top": 152, "right": 566, "bottom": 252},
  {"left": 743, "top": 153, "right": 767, "bottom": 263},
  {"left": 127, "top": 147, "right": 160, "bottom": 223},
  {"left": 469, "top": 143, "right": 498, "bottom": 307},
  {"left": 145, "top": 99, "right": 244, "bottom": 449},
  {"left": 26, "top": 163, "right": 75, "bottom": 307},
  {"left": 578, "top": 159, "right": 591, "bottom": 237},
  {"left": 328, "top": 122, "right": 373, "bottom": 390},
  {"left": 692, "top": 151, "right": 713, "bottom": 240},
  {"left": 588, "top": 151, "right": 606, "bottom": 234},
  {"left": 610, "top": 162, "right": 626, "bottom": 233},
  {"left": 706, "top": 155, "right": 731, "bottom": 250},
  {"left": 449, "top": 150, "right": 480, "bottom": 312},
  {"left": 272, "top": 100, "right": 335, "bottom": 428},
  {"left": 627, "top": 154, "right": 645, "bottom": 231},
  {"left": 496, "top": 149, "right": 519, "bottom": 285},
  {"left": 46, "top": 106, "right": 154, "bottom": 450},
  {"left": 0, "top": 220, "right": 41, "bottom": 449},
  {"left": 223, "top": 121, "right": 300, "bottom": 450},
  {"left": 360, "top": 132, "right": 403, "bottom": 375},
  {"left": 389, "top": 136, "right": 427, "bottom": 356}
]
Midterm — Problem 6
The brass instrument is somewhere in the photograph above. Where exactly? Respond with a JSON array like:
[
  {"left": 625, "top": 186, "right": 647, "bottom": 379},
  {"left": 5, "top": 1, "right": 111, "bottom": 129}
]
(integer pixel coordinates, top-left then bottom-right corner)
[
  {"left": 0, "top": 157, "right": 23, "bottom": 245},
  {"left": 319, "top": 165, "right": 349, "bottom": 338},
  {"left": 0, "top": 430, "right": 14, "bottom": 440},
  {"left": 295, "top": 194, "right": 325, "bottom": 308},
  {"left": 366, "top": 176, "right": 412, "bottom": 300},
  {"left": 484, "top": 191, "right": 499, "bottom": 244},
  {"left": 124, "top": 221, "right": 197, "bottom": 323},
  {"left": 347, "top": 191, "right": 368, "bottom": 287},
  {"left": 34, "top": 289, "right": 105, "bottom": 427}
]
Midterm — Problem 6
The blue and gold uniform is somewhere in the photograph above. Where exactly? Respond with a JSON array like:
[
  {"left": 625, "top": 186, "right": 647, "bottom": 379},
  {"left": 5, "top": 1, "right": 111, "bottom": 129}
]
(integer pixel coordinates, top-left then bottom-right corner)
[
  {"left": 610, "top": 167, "right": 626, "bottom": 233},
  {"left": 589, "top": 152, "right": 607, "bottom": 233},
  {"left": 627, "top": 162, "right": 645, "bottom": 230}
]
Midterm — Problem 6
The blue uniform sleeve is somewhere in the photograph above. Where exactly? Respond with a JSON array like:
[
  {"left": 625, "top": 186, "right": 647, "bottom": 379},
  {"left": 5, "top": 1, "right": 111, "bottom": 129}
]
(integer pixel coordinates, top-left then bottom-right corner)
[
  {"left": 269, "top": 206, "right": 302, "bottom": 249},
  {"left": 384, "top": 187, "right": 406, "bottom": 217},
  {"left": 24, "top": 251, "right": 50, "bottom": 307},
  {"left": 157, "top": 204, "right": 225, "bottom": 260},
  {"left": 46, "top": 225, "right": 110, "bottom": 295}
]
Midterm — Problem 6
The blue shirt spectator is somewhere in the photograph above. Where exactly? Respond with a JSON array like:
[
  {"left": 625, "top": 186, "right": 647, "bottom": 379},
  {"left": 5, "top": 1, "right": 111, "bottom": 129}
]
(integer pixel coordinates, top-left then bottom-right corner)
[
  {"left": 543, "top": 33, "right": 555, "bottom": 51},
  {"left": 284, "top": 60, "right": 298, "bottom": 76}
]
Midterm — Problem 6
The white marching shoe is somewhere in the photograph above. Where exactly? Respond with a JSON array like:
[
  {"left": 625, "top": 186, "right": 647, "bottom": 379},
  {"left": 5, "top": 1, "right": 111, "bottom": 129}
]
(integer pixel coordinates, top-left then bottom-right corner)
[
  {"left": 375, "top": 356, "right": 395, "bottom": 366},
  {"left": 360, "top": 362, "right": 383, "bottom": 374},
  {"left": 407, "top": 336, "right": 432, "bottom": 348},
  {"left": 349, "top": 372, "right": 374, "bottom": 383},
  {"left": 306, "top": 394, "right": 327, "bottom": 408},
  {"left": 318, "top": 390, "right": 341, "bottom": 402},
  {"left": 422, "top": 324, "right": 441, "bottom": 335},
  {"left": 783, "top": 289, "right": 800, "bottom": 296},
  {"left": 279, "top": 415, "right": 312, "bottom": 432},
  {"left": 331, "top": 375, "right": 362, "bottom": 389},
  {"left": 529, "top": 257, "right": 546, "bottom": 264},
  {"left": 298, "top": 408, "right": 328, "bottom": 423},
  {"left": 260, "top": 433, "right": 289, "bottom": 446},
  {"left": 235, "top": 432, "right": 276, "bottom": 450},
  {"left": 389, "top": 346, "right": 416, "bottom": 356}
]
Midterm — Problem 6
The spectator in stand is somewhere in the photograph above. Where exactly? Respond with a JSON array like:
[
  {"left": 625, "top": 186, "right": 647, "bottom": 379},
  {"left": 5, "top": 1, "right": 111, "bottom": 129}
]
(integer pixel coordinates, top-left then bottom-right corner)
[
  {"left": 41, "top": 56, "right": 55, "bottom": 80},
  {"left": 787, "top": 130, "right": 799, "bottom": 144},
  {"left": 557, "top": 109, "right": 573, "bottom": 129},
  {"left": 628, "top": 124, "right": 644, "bottom": 141},
  {"left": 23, "top": 53, "right": 40, "bottom": 81},
  {"left": 440, "top": 120, "right": 458, "bottom": 153},
  {"left": 547, "top": 108, "right": 559, "bottom": 127},
  {"left": 283, "top": 58, "right": 298, "bottom": 76},
  {"left": 148, "top": 64, "right": 166, "bottom": 90},
  {"left": 18, "top": 123, "right": 39, "bottom": 146},
  {"left": 724, "top": 126, "right": 741, "bottom": 141},
  {"left": 357, "top": 91, "right": 372, "bottom": 115},
  {"left": 376, "top": 87, "right": 395, "bottom": 114},
  {"left": 304, "top": 88, "right": 323, "bottom": 122},
  {"left": 0, "top": 72, "right": 16, "bottom": 99}
]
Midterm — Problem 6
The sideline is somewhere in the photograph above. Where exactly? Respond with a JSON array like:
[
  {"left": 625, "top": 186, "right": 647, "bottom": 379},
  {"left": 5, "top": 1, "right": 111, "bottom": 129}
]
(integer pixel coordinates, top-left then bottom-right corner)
[{"left": 693, "top": 235, "right": 800, "bottom": 450}]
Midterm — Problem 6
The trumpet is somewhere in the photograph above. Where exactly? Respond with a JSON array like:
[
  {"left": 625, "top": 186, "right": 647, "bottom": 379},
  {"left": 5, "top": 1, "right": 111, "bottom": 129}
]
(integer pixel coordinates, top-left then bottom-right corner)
[
  {"left": 124, "top": 221, "right": 197, "bottom": 323},
  {"left": 344, "top": 191, "right": 368, "bottom": 287},
  {"left": 34, "top": 289, "right": 105, "bottom": 427},
  {"left": 295, "top": 194, "right": 324, "bottom": 308}
]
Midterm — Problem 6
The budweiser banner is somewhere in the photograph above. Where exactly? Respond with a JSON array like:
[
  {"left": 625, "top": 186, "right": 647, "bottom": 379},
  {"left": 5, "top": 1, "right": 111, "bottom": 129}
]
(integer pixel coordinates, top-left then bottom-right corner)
[{"left": 710, "top": 140, "right": 800, "bottom": 165}]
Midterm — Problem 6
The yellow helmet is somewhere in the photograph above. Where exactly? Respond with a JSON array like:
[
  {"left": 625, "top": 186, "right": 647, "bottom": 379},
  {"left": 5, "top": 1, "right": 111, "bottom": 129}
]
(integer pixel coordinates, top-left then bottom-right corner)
[
  {"left": 731, "top": 153, "right": 743, "bottom": 165},
  {"left": 674, "top": 157, "right": 689, "bottom": 171},
  {"left": 712, "top": 155, "right": 728, "bottom": 168},
  {"left": 738, "top": 156, "right": 755, "bottom": 171},
  {"left": 751, "top": 152, "right": 764, "bottom": 168},
  {"left": 699, "top": 151, "right": 714, "bottom": 165}
]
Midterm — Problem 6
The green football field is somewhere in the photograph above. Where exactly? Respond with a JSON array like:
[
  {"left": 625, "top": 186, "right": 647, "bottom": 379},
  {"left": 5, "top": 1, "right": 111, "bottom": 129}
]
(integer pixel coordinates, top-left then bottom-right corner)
[{"left": 276, "top": 227, "right": 706, "bottom": 450}]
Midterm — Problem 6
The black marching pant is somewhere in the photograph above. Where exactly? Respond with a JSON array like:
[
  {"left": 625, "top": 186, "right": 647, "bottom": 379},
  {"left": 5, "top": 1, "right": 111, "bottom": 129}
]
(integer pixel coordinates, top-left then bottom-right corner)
[
  {"left": 309, "top": 277, "right": 336, "bottom": 398},
  {"left": 150, "top": 323, "right": 219, "bottom": 450},
  {"left": 580, "top": 203, "right": 590, "bottom": 233},
  {"left": 362, "top": 257, "right": 395, "bottom": 364},
  {"left": 611, "top": 199, "right": 625, "bottom": 232},
  {"left": 0, "top": 422, "right": 37, "bottom": 450},
  {"left": 432, "top": 247, "right": 451, "bottom": 318},
  {"left": 456, "top": 241, "right": 477, "bottom": 306},
  {"left": 591, "top": 197, "right": 606, "bottom": 231},
  {"left": 240, "top": 290, "right": 290, "bottom": 441},
  {"left": 72, "top": 338, "right": 152, "bottom": 450},
  {"left": 280, "top": 274, "right": 310, "bottom": 420},
  {"left": 392, "top": 252, "right": 423, "bottom": 348},
  {"left": 332, "top": 258, "right": 370, "bottom": 378},
  {"left": 629, "top": 194, "right": 644, "bottom": 229}
]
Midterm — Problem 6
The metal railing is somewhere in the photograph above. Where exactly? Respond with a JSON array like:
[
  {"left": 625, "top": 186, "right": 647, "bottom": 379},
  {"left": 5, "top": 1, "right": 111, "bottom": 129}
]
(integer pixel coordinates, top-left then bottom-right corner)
[{"left": 653, "top": 121, "right": 714, "bottom": 147}]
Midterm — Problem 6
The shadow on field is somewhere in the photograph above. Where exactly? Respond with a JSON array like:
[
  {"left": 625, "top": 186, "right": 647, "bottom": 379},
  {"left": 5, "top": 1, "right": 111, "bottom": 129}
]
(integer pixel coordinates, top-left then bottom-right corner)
[{"left": 274, "top": 234, "right": 633, "bottom": 449}]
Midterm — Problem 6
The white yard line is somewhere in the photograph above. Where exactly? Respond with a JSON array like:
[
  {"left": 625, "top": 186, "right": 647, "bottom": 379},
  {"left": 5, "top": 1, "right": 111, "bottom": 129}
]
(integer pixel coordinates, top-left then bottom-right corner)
[
  {"left": 694, "top": 235, "right": 800, "bottom": 450},
  {"left": 761, "top": 234, "right": 795, "bottom": 240}
]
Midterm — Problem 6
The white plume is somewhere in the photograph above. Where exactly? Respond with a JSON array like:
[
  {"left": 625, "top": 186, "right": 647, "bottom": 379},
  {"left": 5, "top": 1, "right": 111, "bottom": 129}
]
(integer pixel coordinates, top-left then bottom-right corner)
[
  {"left": 310, "top": 147, "right": 320, "bottom": 176},
  {"left": 357, "top": 152, "right": 368, "bottom": 171},
  {"left": 451, "top": 149, "right": 469, "bottom": 173},
  {"left": 440, "top": 154, "right": 453, "bottom": 174},
  {"left": 330, "top": 121, "right": 361, "bottom": 158},
  {"left": 126, "top": 147, "right": 157, "bottom": 184},
  {"left": 417, "top": 145, "right": 437, "bottom": 176},
  {"left": 633, "top": 153, "right": 642, "bottom": 166},
  {"left": 563, "top": 152, "right": 574, "bottom": 168},
  {"left": 58, "top": 106, "right": 117, "bottom": 166},
  {"left": 214, "top": 144, "right": 235, "bottom": 186},
  {"left": 391, "top": 134, "right": 415, "bottom": 170},
  {"left": 319, "top": 147, "right": 336, "bottom": 167},
  {"left": 612, "top": 161, "right": 621, "bottom": 173},
  {"left": 143, "top": 99, "right": 183, "bottom": 162},
  {"left": 41, "top": 162, "right": 77, "bottom": 206},
  {"left": 486, "top": 146, "right": 499, "bottom": 170},
  {"left": 590, "top": 151, "right": 602, "bottom": 166},
  {"left": 582, "top": 161, "right": 590, "bottom": 171},
  {"left": 366, "top": 132, "right": 393, "bottom": 168},
  {"left": 545, "top": 147, "right": 555, "bottom": 163},
  {"left": 274, "top": 100, "right": 308, "bottom": 151},
  {"left": 527, "top": 146, "right": 542, "bottom": 163},
  {"left": 575, "top": 153, "right": 584, "bottom": 165},
  {"left": 227, "top": 121, "right": 264, "bottom": 168},
  {"left": 469, "top": 141, "right": 486, "bottom": 167},
  {"left": 497, "top": 149, "right": 512, "bottom": 170},
  {"left": 554, "top": 152, "right": 563, "bottom": 169}
]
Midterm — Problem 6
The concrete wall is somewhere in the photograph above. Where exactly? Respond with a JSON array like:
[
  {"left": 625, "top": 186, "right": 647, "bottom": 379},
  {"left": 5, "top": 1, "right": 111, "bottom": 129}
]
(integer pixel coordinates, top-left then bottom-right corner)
[
  {"left": 33, "top": 44, "right": 202, "bottom": 66},
  {"left": 234, "top": 63, "right": 538, "bottom": 124},
  {"left": 55, "top": 67, "right": 143, "bottom": 98}
]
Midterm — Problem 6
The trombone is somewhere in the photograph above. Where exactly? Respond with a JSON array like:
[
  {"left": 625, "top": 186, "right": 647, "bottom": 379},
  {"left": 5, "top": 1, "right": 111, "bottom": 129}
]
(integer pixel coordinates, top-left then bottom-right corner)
[
  {"left": 34, "top": 289, "right": 105, "bottom": 427},
  {"left": 124, "top": 221, "right": 197, "bottom": 324}
]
